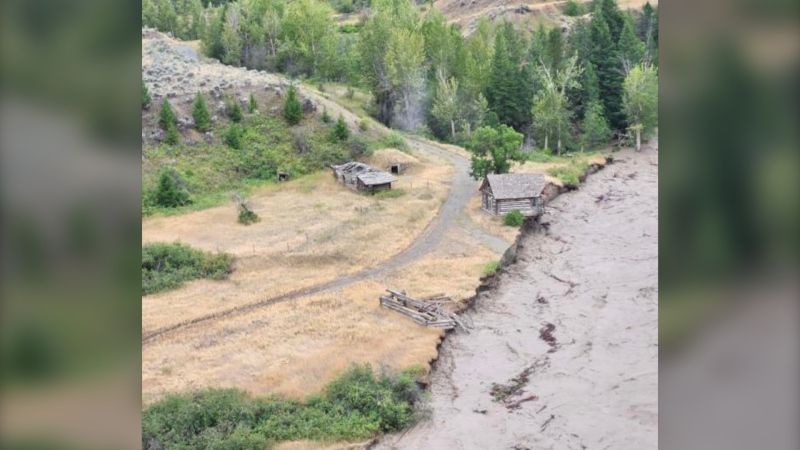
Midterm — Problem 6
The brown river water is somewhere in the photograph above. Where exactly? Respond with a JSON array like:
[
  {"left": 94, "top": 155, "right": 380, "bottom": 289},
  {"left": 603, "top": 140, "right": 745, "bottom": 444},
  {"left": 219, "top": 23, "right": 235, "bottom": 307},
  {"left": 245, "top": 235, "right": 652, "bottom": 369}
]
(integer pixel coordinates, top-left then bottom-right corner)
[{"left": 375, "top": 147, "right": 658, "bottom": 450}]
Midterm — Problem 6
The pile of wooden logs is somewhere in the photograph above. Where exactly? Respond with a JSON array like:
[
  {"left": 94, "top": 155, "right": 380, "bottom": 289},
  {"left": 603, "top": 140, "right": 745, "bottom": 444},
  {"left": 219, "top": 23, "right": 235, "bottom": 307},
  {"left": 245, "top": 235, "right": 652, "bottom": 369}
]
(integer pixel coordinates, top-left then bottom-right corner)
[{"left": 379, "top": 289, "right": 469, "bottom": 332}]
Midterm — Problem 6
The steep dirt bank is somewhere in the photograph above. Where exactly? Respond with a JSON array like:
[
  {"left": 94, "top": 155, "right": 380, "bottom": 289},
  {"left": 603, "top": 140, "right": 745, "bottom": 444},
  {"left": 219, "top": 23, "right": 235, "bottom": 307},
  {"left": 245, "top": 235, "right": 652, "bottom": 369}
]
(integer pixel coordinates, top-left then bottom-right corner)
[{"left": 374, "top": 147, "right": 658, "bottom": 449}]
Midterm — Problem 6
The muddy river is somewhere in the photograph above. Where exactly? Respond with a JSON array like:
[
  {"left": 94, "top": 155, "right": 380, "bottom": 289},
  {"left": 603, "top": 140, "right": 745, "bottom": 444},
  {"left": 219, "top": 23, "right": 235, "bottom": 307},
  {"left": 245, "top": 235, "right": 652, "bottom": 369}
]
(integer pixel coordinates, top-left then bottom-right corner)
[{"left": 376, "top": 147, "right": 658, "bottom": 450}]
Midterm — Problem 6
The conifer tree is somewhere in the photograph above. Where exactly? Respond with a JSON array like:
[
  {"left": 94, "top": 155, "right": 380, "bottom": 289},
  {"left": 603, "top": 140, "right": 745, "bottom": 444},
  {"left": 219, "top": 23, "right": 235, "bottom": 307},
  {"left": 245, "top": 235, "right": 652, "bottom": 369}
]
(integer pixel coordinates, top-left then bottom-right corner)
[
  {"left": 165, "top": 122, "right": 180, "bottom": 146},
  {"left": 158, "top": 99, "right": 176, "bottom": 130},
  {"left": 283, "top": 84, "right": 303, "bottom": 125},
  {"left": 155, "top": 170, "right": 191, "bottom": 208},
  {"left": 192, "top": 92, "right": 211, "bottom": 132},
  {"left": 230, "top": 102, "right": 243, "bottom": 123},
  {"left": 331, "top": 115, "right": 350, "bottom": 141},
  {"left": 485, "top": 23, "right": 532, "bottom": 132},
  {"left": 589, "top": 10, "right": 625, "bottom": 131},
  {"left": 618, "top": 15, "right": 645, "bottom": 74},
  {"left": 248, "top": 93, "right": 258, "bottom": 113}
]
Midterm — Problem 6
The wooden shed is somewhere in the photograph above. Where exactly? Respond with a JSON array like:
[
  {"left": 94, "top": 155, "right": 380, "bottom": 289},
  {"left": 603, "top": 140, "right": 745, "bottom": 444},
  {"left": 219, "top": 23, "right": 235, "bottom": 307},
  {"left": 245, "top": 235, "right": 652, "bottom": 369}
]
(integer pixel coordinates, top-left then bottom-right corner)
[
  {"left": 480, "top": 173, "right": 546, "bottom": 216},
  {"left": 331, "top": 161, "right": 396, "bottom": 193},
  {"left": 357, "top": 171, "right": 396, "bottom": 193}
]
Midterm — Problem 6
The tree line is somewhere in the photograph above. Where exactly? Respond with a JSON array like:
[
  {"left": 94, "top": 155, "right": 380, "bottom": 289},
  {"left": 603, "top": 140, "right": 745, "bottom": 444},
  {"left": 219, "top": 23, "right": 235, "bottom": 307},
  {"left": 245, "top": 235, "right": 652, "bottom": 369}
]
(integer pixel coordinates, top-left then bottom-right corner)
[{"left": 143, "top": 0, "right": 658, "bottom": 156}]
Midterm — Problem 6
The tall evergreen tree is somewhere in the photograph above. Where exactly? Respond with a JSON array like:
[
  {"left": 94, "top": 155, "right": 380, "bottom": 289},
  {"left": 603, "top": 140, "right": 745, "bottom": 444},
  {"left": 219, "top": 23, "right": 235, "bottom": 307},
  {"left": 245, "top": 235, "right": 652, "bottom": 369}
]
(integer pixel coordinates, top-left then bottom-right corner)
[
  {"left": 485, "top": 22, "right": 532, "bottom": 132},
  {"left": 618, "top": 15, "right": 645, "bottom": 74},
  {"left": 594, "top": 0, "right": 625, "bottom": 43},
  {"left": 589, "top": 10, "right": 625, "bottom": 131}
]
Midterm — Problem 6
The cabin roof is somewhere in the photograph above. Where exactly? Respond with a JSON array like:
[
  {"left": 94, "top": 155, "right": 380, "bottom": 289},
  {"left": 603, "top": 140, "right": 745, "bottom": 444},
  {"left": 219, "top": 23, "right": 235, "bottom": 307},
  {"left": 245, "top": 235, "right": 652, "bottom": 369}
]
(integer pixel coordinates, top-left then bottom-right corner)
[
  {"left": 331, "top": 161, "right": 374, "bottom": 174},
  {"left": 357, "top": 171, "right": 396, "bottom": 186},
  {"left": 483, "top": 173, "right": 546, "bottom": 200}
]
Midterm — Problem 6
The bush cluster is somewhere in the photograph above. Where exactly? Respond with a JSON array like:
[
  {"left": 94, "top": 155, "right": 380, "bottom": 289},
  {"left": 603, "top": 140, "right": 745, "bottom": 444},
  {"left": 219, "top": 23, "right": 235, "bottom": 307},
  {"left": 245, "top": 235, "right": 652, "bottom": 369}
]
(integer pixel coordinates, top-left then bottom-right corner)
[
  {"left": 142, "top": 242, "right": 233, "bottom": 295},
  {"left": 142, "top": 364, "right": 424, "bottom": 449},
  {"left": 238, "top": 204, "right": 260, "bottom": 225},
  {"left": 503, "top": 209, "right": 525, "bottom": 227},
  {"left": 383, "top": 131, "right": 408, "bottom": 150}
]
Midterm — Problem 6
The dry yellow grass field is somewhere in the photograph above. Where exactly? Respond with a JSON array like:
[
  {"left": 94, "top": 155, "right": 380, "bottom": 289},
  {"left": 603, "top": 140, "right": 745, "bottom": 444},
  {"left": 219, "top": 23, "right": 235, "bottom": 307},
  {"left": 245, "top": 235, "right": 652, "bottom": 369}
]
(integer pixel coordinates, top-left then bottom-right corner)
[
  {"left": 142, "top": 147, "right": 451, "bottom": 334},
  {"left": 142, "top": 227, "right": 496, "bottom": 405}
]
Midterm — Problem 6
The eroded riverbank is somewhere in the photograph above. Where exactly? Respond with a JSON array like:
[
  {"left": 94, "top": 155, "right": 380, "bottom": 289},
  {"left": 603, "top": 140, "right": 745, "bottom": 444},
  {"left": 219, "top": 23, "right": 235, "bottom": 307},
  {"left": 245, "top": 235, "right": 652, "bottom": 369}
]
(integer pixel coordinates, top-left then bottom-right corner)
[{"left": 375, "top": 147, "right": 658, "bottom": 449}]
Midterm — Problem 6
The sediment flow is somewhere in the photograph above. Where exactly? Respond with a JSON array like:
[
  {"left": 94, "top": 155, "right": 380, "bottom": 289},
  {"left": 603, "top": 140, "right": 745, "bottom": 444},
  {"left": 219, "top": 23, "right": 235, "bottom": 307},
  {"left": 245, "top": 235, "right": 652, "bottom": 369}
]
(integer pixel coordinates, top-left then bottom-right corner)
[{"left": 377, "top": 147, "right": 658, "bottom": 449}]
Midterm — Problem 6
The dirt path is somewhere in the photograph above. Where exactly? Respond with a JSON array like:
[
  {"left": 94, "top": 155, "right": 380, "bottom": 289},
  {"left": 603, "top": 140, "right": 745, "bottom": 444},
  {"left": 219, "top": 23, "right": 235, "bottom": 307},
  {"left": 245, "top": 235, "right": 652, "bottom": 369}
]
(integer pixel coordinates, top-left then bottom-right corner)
[{"left": 375, "top": 148, "right": 658, "bottom": 450}]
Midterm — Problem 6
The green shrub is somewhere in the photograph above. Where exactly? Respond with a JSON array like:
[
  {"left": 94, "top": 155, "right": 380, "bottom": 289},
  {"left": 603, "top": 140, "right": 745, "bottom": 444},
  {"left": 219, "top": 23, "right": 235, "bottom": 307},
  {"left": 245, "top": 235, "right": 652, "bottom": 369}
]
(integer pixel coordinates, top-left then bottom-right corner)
[
  {"left": 141, "top": 242, "right": 233, "bottom": 295},
  {"left": 284, "top": 84, "right": 303, "bottom": 125},
  {"left": 359, "top": 118, "right": 369, "bottom": 131},
  {"left": 192, "top": 92, "right": 212, "bottom": 132},
  {"left": 330, "top": 115, "right": 350, "bottom": 141},
  {"left": 222, "top": 124, "right": 244, "bottom": 149},
  {"left": 142, "top": 364, "right": 423, "bottom": 449},
  {"left": 383, "top": 131, "right": 408, "bottom": 150},
  {"left": 321, "top": 107, "right": 332, "bottom": 123},
  {"left": 482, "top": 261, "right": 500, "bottom": 276},
  {"left": 504, "top": 209, "right": 525, "bottom": 227},
  {"left": 142, "top": 81, "right": 152, "bottom": 110},
  {"left": 154, "top": 169, "right": 191, "bottom": 208},
  {"left": 564, "top": 0, "right": 583, "bottom": 16}
]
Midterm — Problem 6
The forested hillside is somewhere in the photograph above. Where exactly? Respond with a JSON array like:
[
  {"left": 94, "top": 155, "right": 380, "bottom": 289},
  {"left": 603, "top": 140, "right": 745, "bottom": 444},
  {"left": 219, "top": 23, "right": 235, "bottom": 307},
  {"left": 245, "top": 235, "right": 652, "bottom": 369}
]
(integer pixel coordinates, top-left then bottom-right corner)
[{"left": 143, "top": 0, "right": 657, "bottom": 157}]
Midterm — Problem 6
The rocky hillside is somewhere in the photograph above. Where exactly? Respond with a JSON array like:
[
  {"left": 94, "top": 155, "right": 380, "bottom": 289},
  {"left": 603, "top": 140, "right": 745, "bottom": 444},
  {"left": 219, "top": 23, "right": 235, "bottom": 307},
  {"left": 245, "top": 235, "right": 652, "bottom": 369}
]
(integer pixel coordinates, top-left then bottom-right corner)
[
  {"left": 434, "top": 0, "right": 658, "bottom": 35},
  {"left": 141, "top": 29, "right": 370, "bottom": 147}
]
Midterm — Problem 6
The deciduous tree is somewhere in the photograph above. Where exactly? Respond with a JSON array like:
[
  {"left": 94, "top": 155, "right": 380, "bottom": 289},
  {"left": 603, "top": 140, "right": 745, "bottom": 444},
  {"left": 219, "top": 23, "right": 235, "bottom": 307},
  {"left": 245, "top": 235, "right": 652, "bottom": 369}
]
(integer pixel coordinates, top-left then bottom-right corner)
[
  {"left": 622, "top": 64, "right": 658, "bottom": 150},
  {"left": 466, "top": 125, "right": 524, "bottom": 179}
]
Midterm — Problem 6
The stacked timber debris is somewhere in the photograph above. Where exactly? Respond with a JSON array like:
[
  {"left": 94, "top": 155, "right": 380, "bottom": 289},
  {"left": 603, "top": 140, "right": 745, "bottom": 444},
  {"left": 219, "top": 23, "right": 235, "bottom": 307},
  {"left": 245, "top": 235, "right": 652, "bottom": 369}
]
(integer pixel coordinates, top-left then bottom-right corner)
[{"left": 379, "top": 289, "right": 469, "bottom": 332}]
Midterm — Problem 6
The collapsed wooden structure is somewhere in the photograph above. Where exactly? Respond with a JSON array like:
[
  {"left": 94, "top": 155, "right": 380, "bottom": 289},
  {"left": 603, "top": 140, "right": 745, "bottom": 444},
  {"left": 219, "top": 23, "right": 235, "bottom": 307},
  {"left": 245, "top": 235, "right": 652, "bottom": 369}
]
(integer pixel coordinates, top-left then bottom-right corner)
[
  {"left": 331, "top": 161, "right": 396, "bottom": 193},
  {"left": 379, "top": 289, "right": 469, "bottom": 332}
]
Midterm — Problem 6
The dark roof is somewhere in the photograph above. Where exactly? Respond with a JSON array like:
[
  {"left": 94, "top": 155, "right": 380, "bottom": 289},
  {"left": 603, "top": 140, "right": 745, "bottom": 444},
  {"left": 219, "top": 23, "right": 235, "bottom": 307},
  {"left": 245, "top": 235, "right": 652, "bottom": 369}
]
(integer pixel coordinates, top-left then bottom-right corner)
[
  {"left": 484, "top": 173, "right": 546, "bottom": 199},
  {"left": 357, "top": 171, "right": 396, "bottom": 185}
]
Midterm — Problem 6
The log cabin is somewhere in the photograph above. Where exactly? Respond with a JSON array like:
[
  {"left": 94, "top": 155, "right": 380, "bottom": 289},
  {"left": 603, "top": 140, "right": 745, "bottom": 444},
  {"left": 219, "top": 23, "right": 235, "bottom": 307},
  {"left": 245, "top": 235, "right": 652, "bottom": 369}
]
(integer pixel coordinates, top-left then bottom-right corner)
[{"left": 480, "top": 173, "right": 546, "bottom": 216}]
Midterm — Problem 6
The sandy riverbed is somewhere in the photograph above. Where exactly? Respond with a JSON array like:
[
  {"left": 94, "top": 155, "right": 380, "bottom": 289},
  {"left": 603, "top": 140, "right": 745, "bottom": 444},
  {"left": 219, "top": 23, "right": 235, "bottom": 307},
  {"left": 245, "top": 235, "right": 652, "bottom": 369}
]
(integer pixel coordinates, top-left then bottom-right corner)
[{"left": 375, "top": 147, "right": 658, "bottom": 450}]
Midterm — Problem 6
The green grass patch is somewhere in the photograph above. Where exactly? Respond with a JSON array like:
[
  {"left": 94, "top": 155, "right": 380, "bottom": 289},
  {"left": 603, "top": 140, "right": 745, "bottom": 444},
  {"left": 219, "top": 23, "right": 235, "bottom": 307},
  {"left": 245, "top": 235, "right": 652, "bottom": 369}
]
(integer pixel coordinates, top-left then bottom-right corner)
[
  {"left": 482, "top": 261, "right": 500, "bottom": 277},
  {"left": 142, "top": 364, "right": 426, "bottom": 449},
  {"left": 546, "top": 157, "right": 592, "bottom": 188},
  {"left": 142, "top": 242, "right": 233, "bottom": 295},
  {"left": 373, "top": 189, "right": 405, "bottom": 199},
  {"left": 143, "top": 112, "right": 376, "bottom": 217}
]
